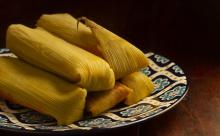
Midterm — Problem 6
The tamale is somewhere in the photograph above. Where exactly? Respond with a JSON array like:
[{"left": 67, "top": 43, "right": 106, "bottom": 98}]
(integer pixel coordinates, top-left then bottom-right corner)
[
  {"left": 0, "top": 57, "right": 86, "bottom": 125},
  {"left": 36, "top": 14, "right": 149, "bottom": 79},
  {"left": 121, "top": 72, "right": 154, "bottom": 105},
  {"left": 6, "top": 24, "right": 115, "bottom": 91},
  {"left": 36, "top": 13, "right": 101, "bottom": 56},
  {"left": 80, "top": 17, "right": 149, "bottom": 79},
  {"left": 86, "top": 83, "right": 132, "bottom": 117}
]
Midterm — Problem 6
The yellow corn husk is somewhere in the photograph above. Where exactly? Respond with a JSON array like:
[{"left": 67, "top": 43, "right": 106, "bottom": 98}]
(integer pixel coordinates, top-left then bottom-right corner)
[
  {"left": 121, "top": 72, "right": 154, "bottom": 105},
  {"left": 78, "top": 17, "right": 149, "bottom": 79},
  {"left": 0, "top": 57, "right": 87, "bottom": 125},
  {"left": 36, "top": 14, "right": 149, "bottom": 79},
  {"left": 6, "top": 24, "right": 115, "bottom": 91},
  {"left": 86, "top": 83, "right": 132, "bottom": 117},
  {"left": 36, "top": 13, "right": 101, "bottom": 56}
]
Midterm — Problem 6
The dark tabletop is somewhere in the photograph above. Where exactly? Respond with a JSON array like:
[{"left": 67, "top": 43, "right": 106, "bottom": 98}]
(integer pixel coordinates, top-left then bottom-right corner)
[{"left": 1, "top": 0, "right": 220, "bottom": 136}]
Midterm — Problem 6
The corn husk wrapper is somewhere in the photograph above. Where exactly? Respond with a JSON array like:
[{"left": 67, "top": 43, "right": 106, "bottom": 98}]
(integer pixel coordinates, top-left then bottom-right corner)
[
  {"left": 36, "top": 14, "right": 149, "bottom": 79},
  {"left": 121, "top": 72, "right": 154, "bottom": 105},
  {"left": 0, "top": 57, "right": 86, "bottom": 125},
  {"left": 86, "top": 83, "right": 132, "bottom": 117},
  {"left": 36, "top": 13, "right": 101, "bottom": 56},
  {"left": 6, "top": 24, "right": 115, "bottom": 91}
]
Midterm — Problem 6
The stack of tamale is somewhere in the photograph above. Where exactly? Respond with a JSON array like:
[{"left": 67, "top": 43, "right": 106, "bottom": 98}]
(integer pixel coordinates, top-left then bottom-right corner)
[{"left": 0, "top": 13, "right": 154, "bottom": 125}]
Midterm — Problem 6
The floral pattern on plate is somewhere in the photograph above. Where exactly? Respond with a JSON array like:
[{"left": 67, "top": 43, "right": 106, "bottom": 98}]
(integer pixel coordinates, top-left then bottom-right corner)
[
  {"left": 151, "top": 77, "right": 171, "bottom": 94},
  {"left": 159, "top": 85, "right": 187, "bottom": 101},
  {"left": 16, "top": 111, "right": 55, "bottom": 124},
  {"left": 78, "top": 118, "right": 126, "bottom": 128},
  {"left": 120, "top": 105, "right": 153, "bottom": 117},
  {"left": 154, "top": 54, "right": 170, "bottom": 64},
  {"left": 172, "top": 65, "right": 184, "bottom": 74}
]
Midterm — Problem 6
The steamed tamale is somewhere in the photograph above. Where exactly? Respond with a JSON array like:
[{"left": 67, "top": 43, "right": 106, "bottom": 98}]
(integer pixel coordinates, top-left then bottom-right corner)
[
  {"left": 36, "top": 14, "right": 149, "bottom": 79},
  {"left": 6, "top": 24, "right": 115, "bottom": 91},
  {"left": 0, "top": 57, "right": 87, "bottom": 125},
  {"left": 86, "top": 83, "right": 132, "bottom": 117},
  {"left": 36, "top": 13, "right": 101, "bottom": 56},
  {"left": 80, "top": 18, "right": 149, "bottom": 79},
  {"left": 121, "top": 72, "right": 154, "bottom": 105}
]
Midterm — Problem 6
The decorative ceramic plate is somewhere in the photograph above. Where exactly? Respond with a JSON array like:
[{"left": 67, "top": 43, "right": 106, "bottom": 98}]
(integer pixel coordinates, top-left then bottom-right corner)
[{"left": 0, "top": 48, "right": 188, "bottom": 135}]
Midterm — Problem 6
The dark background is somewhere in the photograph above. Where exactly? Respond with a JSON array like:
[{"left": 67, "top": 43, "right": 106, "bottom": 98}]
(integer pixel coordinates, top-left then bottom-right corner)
[
  {"left": 1, "top": 0, "right": 220, "bottom": 58},
  {"left": 1, "top": 0, "right": 220, "bottom": 136}
]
